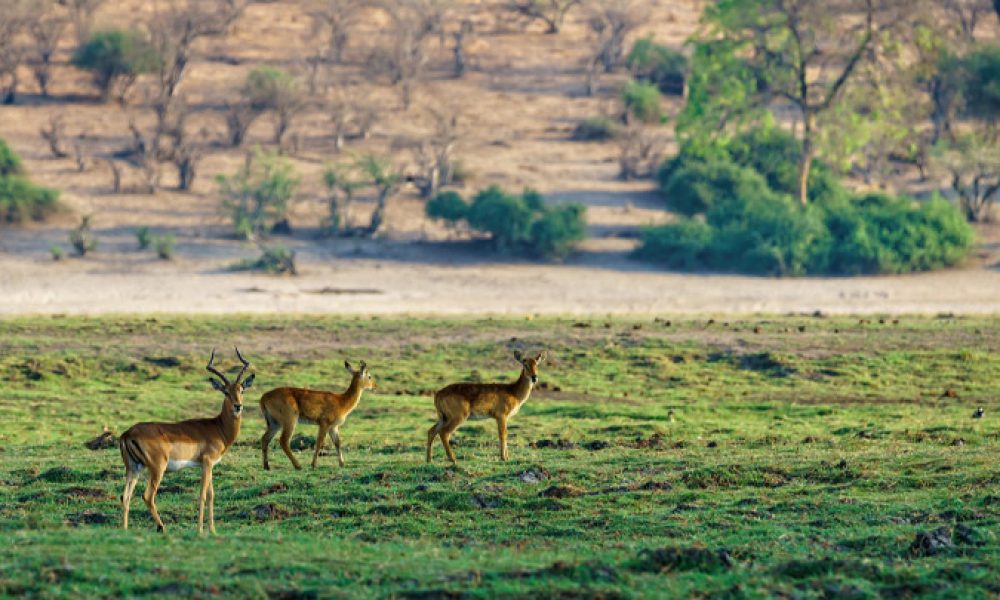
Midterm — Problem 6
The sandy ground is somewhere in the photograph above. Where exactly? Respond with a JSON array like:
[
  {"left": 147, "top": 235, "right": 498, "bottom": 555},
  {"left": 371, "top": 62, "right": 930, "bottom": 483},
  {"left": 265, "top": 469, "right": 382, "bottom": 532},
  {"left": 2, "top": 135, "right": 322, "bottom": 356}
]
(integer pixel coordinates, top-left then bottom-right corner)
[{"left": 3, "top": 223, "right": 1000, "bottom": 315}]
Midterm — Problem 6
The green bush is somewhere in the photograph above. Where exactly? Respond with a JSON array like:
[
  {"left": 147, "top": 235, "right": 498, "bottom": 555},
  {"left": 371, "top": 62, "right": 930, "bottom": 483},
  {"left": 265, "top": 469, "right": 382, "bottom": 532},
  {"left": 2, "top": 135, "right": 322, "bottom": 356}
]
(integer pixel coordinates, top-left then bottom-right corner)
[
  {"left": 153, "top": 234, "right": 176, "bottom": 260},
  {"left": 136, "top": 226, "right": 152, "bottom": 250},
  {"left": 466, "top": 186, "right": 536, "bottom": 251},
  {"left": 622, "top": 81, "right": 664, "bottom": 124},
  {"left": 528, "top": 204, "right": 586, "bottom": 260},
  {"left": 72, "top": 29, "right": 160, "bottom": 101},
  {"left": 69, "top": 216, "right": 97, "bottom": 256},
  {"left": 217, "top": 149, "right": 299, "bottom": 239},
  {"left": 571, "top": 117, "right": 620, "bottom": 141},
  {"left": 424, "top": 187, "right": 587, "bottom": 260},
  {"left": 242, "top": 66, "right": 299, "bottom": 112},
  {"left": 426, "top": 191, "right": 468, "bottom": 222},
  {"left": 0, "top": 175, "right": 60, "bottom": 223},
  {"left": 626, "top": 38, "right": 687, "bottom": 96},
  {"left": 640, "top": 124, "right": 974, "bottom": 276},
  {"left": 0, "top": 139, "right": 24, "bottom": 177}
]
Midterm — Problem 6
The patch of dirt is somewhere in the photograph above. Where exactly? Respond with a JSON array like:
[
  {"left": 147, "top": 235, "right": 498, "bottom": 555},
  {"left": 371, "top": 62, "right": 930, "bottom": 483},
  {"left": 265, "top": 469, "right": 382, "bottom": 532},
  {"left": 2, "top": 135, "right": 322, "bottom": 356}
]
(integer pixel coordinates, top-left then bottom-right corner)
[
  {"left": 635, "top": 547, "right": 735, "bottom": 573},
  {"left": 37, "top": 467, "right": 85, "bottom": 483},
  {"left": 909, "top": 527, "right": 954, "bottom": 557},
  {"left": 581, "top": 440, "right": 610, "bottom": 451},
  {"left": 254, "top": 503, "right": 292, "bottom": 521},
  {"left": 61, "top": 487, "right": 112, "bottom": 502},
  {"left": 530, "top": 438, "right": 576, "bottom": 450},
  {"left": 539, "top": 484, "right": 585, "bottom": 499},
  {"left": 518, "top": 466, "right": 549, "bottom": 484},
  {"left": 259, "top": 482, "right": 288, "bottom": 496},
  {"left": 84, "top": 427, "right": 117, "bottom": 450},
  {"left": 66, "top": 510, "right": 112, "bottom": 526},
  {"left": 469, "top": 494, "right": 501, "bottom": 509},
  {"left": 633, "top": 433, "right": 665, "bottom": 449}
]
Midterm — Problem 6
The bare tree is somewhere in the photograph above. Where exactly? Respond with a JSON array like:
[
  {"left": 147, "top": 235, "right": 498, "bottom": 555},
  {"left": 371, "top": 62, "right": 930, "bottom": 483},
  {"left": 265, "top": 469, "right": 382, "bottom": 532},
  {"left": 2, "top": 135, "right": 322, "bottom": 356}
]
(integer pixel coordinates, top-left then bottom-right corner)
[
  {"left": 940, "top": 0, "right": 993, "bottom": 40},
  {"left": 28, "top": 2, "right": 69, "bottom": 97},
  {"left": 452, "top": 19, "right": 472, "bottom": 77},
  {"left": 329, "top": 85, "right": 379, "bottom": 151},
  {"left": 57, "top": 0, "right": 105, "bottom": 45},
  {"left": 506, "top": 0, "right": 581, "bottom": 34},
  {"left": 149, "top": 0, "right": 246, "bottom": 116},
  {"left": 617, "top": 122, "right": 663, "bottom": 180},
  {"left": 405, "top": 107, "right": 460, "bottom": 198},
  {"left": 356, "top": 154, "right": 403, "bottom": 237},
  {"left": 224, "top": 101, "right": 260, "bottom": 147},
  {"left": 587, "top": 0, "right": 648, "bottom": 73},
  {"left": 304, "top": 0, "right": 364, "bottom": 64},
  {"left": 0, "top": 0, "right": 35, "bottom": 104},
  {"left": 40, "top": 114, "right": 69, "bottom": 158},
  {"left": 369, "top": 0, "right": 450, "bottom": 109}
]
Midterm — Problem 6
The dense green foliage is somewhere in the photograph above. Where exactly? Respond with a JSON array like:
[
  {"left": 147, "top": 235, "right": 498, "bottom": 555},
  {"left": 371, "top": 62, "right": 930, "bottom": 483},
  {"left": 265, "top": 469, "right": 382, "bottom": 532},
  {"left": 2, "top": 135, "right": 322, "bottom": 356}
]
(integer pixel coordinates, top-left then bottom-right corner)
[
  {"left": 571, "top": 116, "right": 620, "bottom": 141},
  {"left": 0, "top": 138, "right": 24, "bottom": 177},
  {"left": 217, "top": 150, "right": 299, "bottom": 239},
  {"left": 71, "top": 29, "right": 161, "bottom": 101},
  {"left": 0, "top": 139, "right": 60, "bottom": 224},
  {"left": 622, "top": 81, "right": 664, "bottom": 124},
  {"left": 426, "top": 187, "right": 586, "bottom": 260},
  {"left": 638, "top": 127, "right": 973, "bottom": 276},
  {"left": 1, "top": 315, "right": 999, "bottom": 597},
  {"left": 626, "top": 38, "right": 687, "bottom": 96}
]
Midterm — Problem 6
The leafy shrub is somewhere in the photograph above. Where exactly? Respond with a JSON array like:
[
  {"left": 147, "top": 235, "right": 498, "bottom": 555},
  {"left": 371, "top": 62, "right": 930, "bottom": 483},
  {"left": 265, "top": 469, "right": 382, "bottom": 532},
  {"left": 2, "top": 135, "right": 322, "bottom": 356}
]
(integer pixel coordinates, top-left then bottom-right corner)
[
  {"left": 622, "top": 80, "right": 664, "bottom": 124},
  {"left": 153, "top": 234, "right": 175, "bottom": 260},
  {"left": 0, "top": 175, "right": 60, "bottom": 223},
  {"left": 425, "top": 187, "right": 587, "bottom": 259},
  {"left": 72, "top": 29, "right": 160, "bottom": 101},
  {"left": 217, "top": 149, "right": 299, "bottom": 240},
  {"left": 243, "top": 67, "right": 294, "bottom": 110},
  {"left": 233, "top": 245, "right": 297, "bottom": 275},
  {"left": 528, "top": 204, "right": 586, "bottom": 259},
  {"left": 426, "top": 191, "right": 468, "bottom": 222},
  {"left": 954, "top": 46, "right": 1000, "bottom": 121},
  {"left": 69, "top": 216, "right": 97, "bottom": 256},
  {"left": 50, "top": 244, "right": 63, "bottom": 261},
  {"left": 136, "top": 226, "right": 151, "bottom": 250},
  {"left": 0, "top": 139, "right": 23, "bottom": 176},
  {"left": 571, "top": 117, "right": 620, "bottom": 141},
  {"left": 640, "top": 124, "right": 973, "bottom": 275},
  {"left": 626, "top": 38, "right": 687, "bottom": 96}
]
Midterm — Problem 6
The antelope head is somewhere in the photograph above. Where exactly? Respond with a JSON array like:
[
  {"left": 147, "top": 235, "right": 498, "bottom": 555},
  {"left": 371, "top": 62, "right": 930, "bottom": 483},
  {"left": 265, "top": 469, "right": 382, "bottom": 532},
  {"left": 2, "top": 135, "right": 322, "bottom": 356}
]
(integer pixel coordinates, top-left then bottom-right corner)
[
  {"left": 345, "top": 360, "right": 377, "bottom": 391},
  {"left": 514, "top": 350, "right": 547, "bottom": 384},
  {"left": 206, "top": 347, "right": 255, "bottom": 418}
]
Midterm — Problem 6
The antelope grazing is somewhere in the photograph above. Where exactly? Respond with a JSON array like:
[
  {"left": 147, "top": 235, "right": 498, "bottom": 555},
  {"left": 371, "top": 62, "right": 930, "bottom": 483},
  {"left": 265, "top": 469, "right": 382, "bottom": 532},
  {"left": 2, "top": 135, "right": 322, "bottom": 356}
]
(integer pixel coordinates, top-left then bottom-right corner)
[
  {"left": 427, "top": 350, "right": 547, "bottom": 464},
  {"left": 259, "top": 360, "right": 377, "bottom": 470},
  {"left": 119, "top": 348, "right": 254, "bottom": 534}
]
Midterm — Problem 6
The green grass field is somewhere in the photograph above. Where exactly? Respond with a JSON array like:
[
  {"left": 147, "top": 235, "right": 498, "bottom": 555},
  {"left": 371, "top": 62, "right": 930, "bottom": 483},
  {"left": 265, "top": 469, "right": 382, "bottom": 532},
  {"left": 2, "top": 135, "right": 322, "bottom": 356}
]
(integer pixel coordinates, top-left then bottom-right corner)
[{"left": 1, "top": 315, "right": 998, "bottom": 598}]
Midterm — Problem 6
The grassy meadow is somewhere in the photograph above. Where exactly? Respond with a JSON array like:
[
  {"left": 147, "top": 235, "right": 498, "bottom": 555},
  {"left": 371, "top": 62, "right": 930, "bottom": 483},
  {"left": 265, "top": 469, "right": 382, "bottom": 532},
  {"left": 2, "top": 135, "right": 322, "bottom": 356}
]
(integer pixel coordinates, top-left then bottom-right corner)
[{"left": 0, "top": 315, "right": 998, "bottom": 598}]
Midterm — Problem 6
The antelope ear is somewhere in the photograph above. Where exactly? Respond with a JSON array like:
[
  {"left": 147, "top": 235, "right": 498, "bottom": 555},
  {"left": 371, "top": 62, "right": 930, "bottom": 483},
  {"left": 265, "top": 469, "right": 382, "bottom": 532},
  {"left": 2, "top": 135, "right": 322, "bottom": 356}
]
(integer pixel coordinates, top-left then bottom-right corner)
[
  {"left": 513, "top": 350, "right": 523, "bottom": 362},
  {"left": 536, "top": 351, "right": 547, "bottom": 363},
  {"left": 360, "top": 360, "right": 367, "bottom": 371},
  {"left": 344, "top": 360, "right": 353, "bottom": 373},
  {"left": 241, "top": 373, "right": 255, "bottom": 390},
  {"left": 209, "top": 378, "right": 226, "bottom": 392}
]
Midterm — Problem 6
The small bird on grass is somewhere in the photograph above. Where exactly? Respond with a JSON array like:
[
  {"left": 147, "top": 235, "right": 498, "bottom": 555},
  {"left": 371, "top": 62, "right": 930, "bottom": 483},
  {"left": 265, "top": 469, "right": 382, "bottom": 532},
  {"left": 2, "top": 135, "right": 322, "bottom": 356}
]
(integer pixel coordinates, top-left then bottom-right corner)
[{"left": 973, "top": 407, "right": 985, "bottom": 419}]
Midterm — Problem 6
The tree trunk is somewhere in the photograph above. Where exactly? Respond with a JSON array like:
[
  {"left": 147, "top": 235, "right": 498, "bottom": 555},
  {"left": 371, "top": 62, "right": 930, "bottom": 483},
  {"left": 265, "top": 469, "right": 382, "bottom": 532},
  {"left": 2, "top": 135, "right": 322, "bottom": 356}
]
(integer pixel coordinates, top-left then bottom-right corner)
[{"left": 797, "top": 113, "right": 814, "bottom": 207}]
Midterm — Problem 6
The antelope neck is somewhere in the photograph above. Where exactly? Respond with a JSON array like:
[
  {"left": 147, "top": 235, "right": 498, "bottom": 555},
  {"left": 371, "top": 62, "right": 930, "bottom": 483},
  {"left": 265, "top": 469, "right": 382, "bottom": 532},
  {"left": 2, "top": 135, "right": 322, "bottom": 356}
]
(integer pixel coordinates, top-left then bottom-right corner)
[
  {"left": 216, "top": 399, "right": 242, "bottom": 448},
  {"left": 512, "top": 368, "right": 534, "bottom": 402},
  {"left": 342, "top": 375, "right": 365, "bottom": 408}
]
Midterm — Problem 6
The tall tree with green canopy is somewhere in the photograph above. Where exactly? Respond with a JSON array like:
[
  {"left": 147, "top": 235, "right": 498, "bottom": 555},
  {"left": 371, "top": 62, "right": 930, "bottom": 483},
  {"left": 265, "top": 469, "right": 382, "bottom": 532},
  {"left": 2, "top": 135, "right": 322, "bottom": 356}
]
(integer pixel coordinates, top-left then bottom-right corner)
[{"left": 682, "top": 0, "right": 908, "bottom": 206}]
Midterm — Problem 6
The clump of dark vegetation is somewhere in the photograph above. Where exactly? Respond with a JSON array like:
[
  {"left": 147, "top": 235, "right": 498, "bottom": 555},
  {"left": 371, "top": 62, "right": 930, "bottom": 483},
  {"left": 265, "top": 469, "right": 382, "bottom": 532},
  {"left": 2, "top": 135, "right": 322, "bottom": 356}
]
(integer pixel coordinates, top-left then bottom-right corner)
[
  {"left": 72, "top": 28, "right": 161, "bottom": 103},
  {"left": 69, "top": 215, "right": 98, "bottom": 256},
  {"left": 232, "top": 244, "right": 297, "bottom": 275},
  {"left": 426, "top": 187, "right": 586, "bottom": 260},
  {"left": 571, "top": 117, "right": 620, "bottom": 141},
  {"left": 626, "top": 37, "right": 687, "bottom": 96},
  {"left": 153, "top": 234, "right": 175, "bottom": 260},
  {"left": 0, "top": 139, "right": 60, "bottom": 224},
  {"left": 635, "top": 126, "right": 973, "bottom": 275},
  {"left": 634, "top": 546, "right": 735, "bottom": 573}
]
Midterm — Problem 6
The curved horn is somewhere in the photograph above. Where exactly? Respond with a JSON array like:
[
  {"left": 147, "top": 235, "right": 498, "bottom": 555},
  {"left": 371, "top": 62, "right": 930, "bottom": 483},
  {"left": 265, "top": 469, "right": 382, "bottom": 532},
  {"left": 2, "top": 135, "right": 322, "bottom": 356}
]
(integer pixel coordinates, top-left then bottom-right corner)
[
  {"left": 206, "top": 348, "right": 230, "bottom": 386},
  {"left": 234, "top": 346, "right": 252, "bottom": 384}
]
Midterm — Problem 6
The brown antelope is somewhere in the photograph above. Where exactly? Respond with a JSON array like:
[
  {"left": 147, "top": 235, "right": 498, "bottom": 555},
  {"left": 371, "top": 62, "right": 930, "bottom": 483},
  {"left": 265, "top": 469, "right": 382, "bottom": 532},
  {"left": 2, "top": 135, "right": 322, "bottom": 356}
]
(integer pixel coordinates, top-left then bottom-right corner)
[
  {"left": 427, "top": 350, "right": 546, "bottom": 464},
  {"left": 259, "top": 360, "right": 376, "bottom": 470},
  {"left": 119, "top": 348, "right": 254, "bottom": 534}
]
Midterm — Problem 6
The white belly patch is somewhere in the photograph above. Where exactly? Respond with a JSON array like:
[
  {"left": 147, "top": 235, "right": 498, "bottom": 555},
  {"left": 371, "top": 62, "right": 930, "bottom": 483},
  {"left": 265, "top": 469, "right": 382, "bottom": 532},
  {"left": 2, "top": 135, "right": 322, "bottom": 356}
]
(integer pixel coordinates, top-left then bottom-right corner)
[{"left": 166, "top": 459, "right": 200, "bottom": 472}]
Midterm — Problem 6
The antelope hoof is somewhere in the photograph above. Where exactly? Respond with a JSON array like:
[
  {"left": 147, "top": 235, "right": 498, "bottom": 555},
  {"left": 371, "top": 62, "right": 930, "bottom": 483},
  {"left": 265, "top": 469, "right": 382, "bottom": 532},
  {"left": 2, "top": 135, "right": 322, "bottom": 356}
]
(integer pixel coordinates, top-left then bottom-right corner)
[{"left": 157, "top": 524, "right": 165, "bottom": 533}]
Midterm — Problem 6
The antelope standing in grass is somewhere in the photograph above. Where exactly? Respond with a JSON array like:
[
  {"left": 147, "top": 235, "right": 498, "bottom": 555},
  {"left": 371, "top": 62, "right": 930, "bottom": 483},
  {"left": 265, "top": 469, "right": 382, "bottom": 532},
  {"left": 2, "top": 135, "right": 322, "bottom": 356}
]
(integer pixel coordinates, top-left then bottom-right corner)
[
  {"left": 119, "top": 348, "right": 254, "bottom": 534},
  {"left": 259, "top": 360, "right": 376, "bottom": 470},
  {"left": 427, "top": 351, "right": 546, "bottom": 464}
]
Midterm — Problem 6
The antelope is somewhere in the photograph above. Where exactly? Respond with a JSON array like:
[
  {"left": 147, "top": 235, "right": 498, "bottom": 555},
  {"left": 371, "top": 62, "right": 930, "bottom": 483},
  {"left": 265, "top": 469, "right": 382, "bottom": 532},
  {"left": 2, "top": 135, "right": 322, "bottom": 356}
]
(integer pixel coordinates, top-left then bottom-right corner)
[
  {"left": 119, "top": 348, "right": 254, "bottom": 534},
  {"left": 427, "top": 350, "right": 547, "bottom": 464},
  {"left": 259, "top": 360, "right": 376, "bottom": 470}
]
